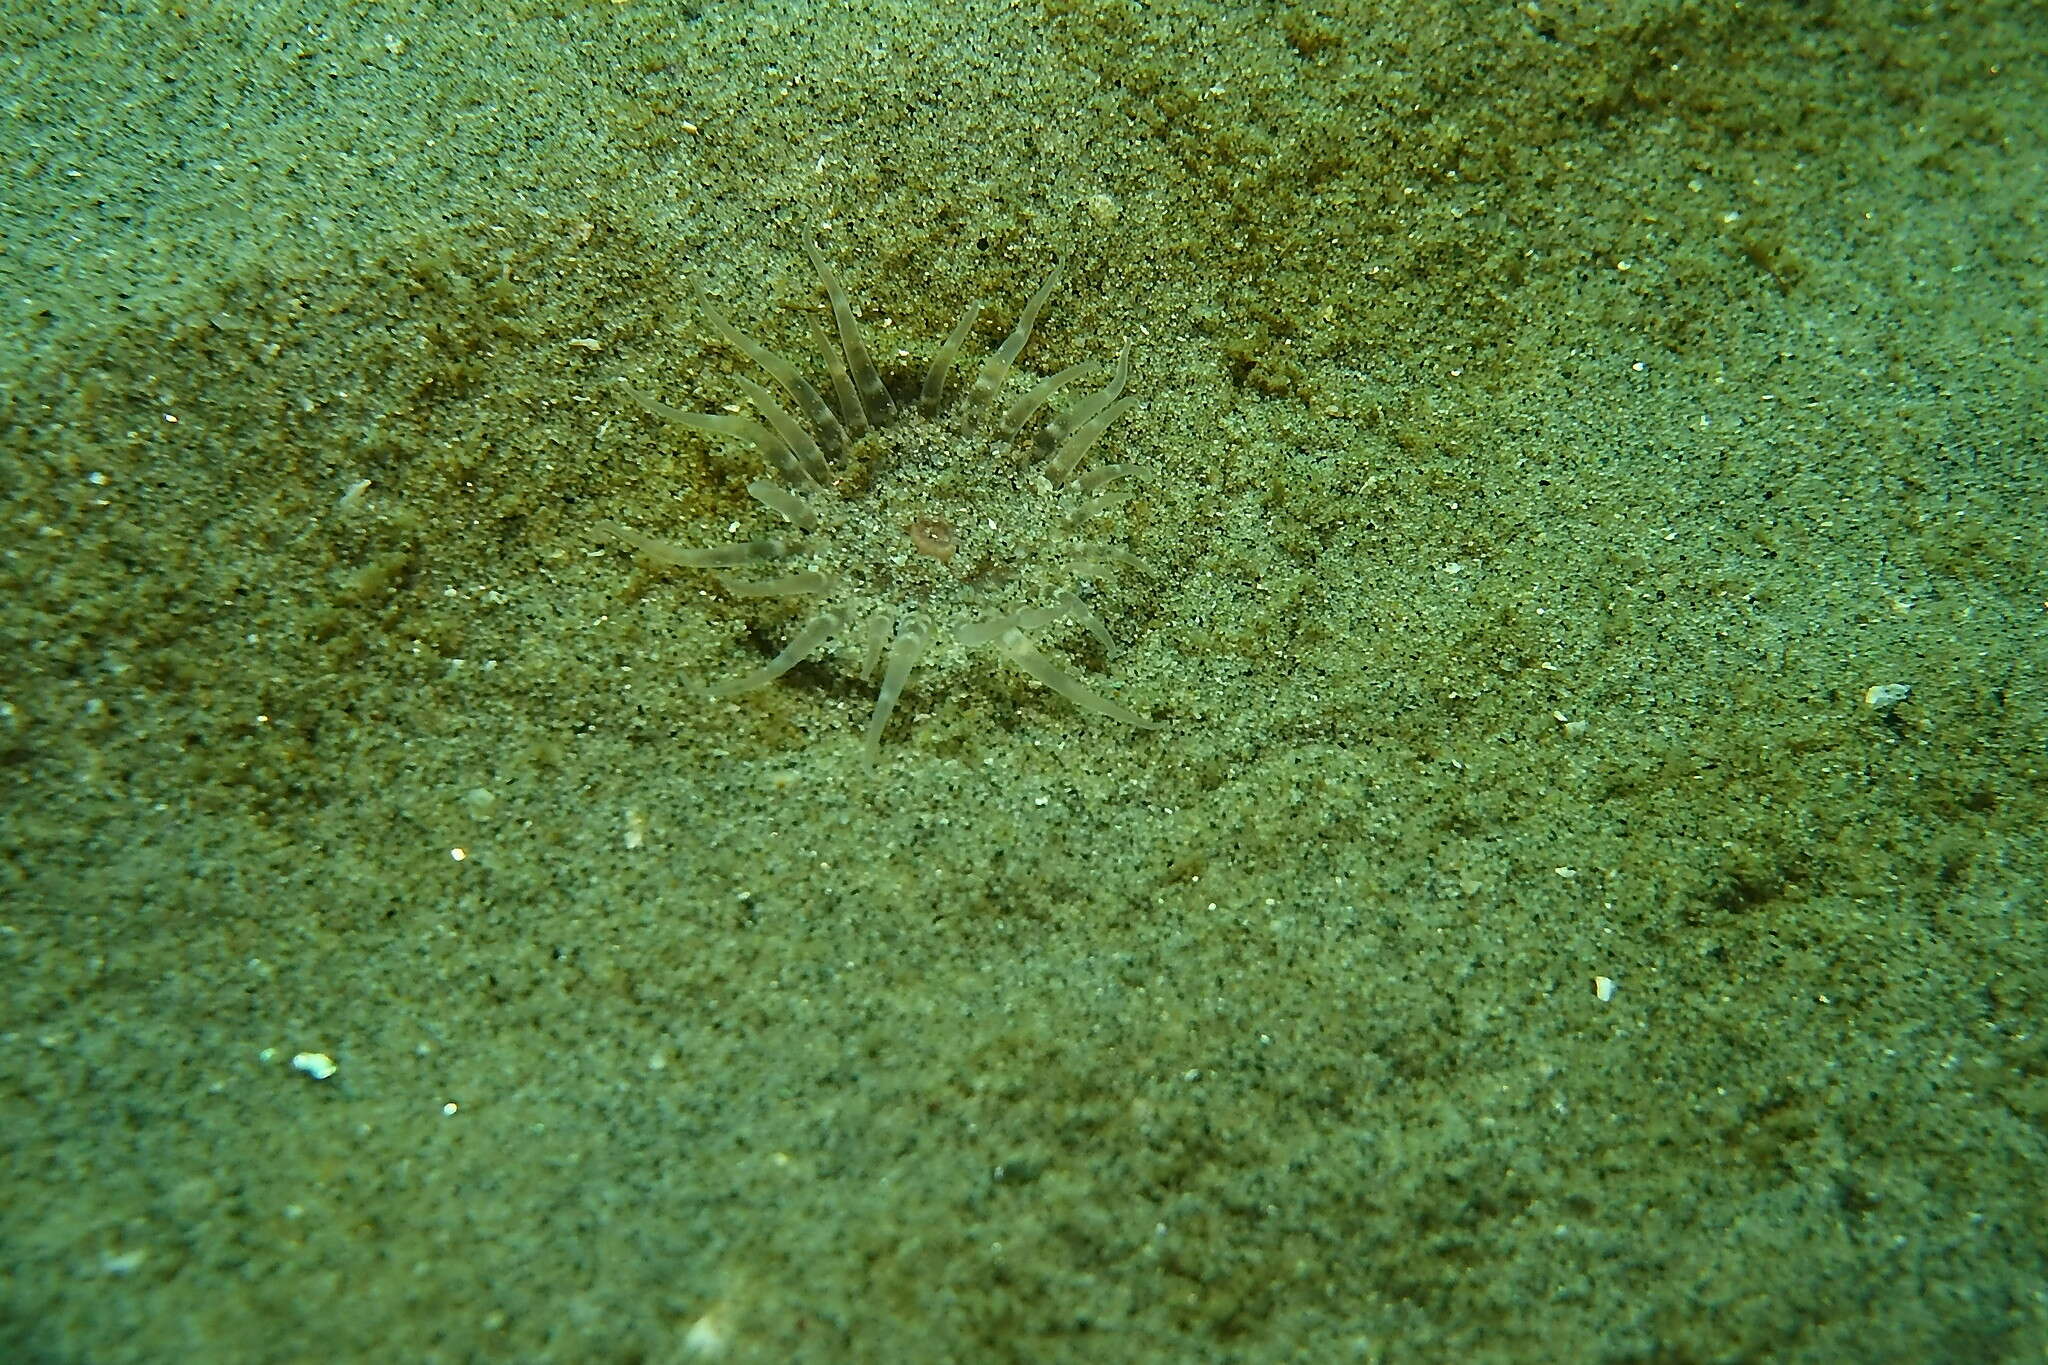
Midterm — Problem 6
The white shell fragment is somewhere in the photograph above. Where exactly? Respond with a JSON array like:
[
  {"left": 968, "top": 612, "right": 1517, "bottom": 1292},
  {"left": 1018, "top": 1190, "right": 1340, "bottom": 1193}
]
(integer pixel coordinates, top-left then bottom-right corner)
[
  {"left": 683, "top": 1302, "right": 735, "bottom": 1357},
  {"left": 1594, "top": 976, "right": 1617, "bottom": 1003},
  {"left": 1864, "top": 683, "right": 1912, "bottom": 710},
  {"left": 291, "top": 1051, "right": 337, "bottom": 1080}
]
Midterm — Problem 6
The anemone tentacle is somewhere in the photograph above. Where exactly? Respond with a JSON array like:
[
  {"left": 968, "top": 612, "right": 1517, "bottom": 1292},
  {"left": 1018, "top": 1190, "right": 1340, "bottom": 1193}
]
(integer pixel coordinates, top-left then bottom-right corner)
[{"left": 611, "top": 240, "right": 1158, "bottom": 757}]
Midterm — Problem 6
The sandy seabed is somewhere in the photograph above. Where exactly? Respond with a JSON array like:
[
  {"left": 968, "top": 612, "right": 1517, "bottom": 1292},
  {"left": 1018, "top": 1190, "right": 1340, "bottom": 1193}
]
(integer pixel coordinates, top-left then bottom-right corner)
[{"left": 3, "top": 2, "right": 2044, "bottom": 1361}]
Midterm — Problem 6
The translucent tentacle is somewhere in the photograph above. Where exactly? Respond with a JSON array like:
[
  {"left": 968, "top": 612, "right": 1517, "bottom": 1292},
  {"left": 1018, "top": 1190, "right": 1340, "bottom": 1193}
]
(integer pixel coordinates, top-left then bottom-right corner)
[
  {"left": 922, "top": 300, "right": 983, "bottom": 416},
  {"left": 706, "top": 609, "right": 849, "bottom": 696},
  {"left": 691, "top": 279, "right": 850, "bottom": 455},
  {"left": 853, "top": 612, "right": 891, "bottom": 681},
  {"left": 721, "top": 572, "right": 836, "bottom": 598},
  {"left": 806, "top": 309, "right": 867, "bottom": 438},
  {"left": 1044, "top": 345, "right": 1130, "bottom": 449},
  {"left": 988, "top": 626, "right": 1156, "bottom": 728},
  {"left": 996, "top": 360, "right": 1101, "bottom": 447},
  {"left": 964, "top": 264, "right": 1061, "bottom": 428},
  {"left": 747, "top": 479, "right": 817, "bottom": 531},
  {"left": 732, "top": 375, "right": 832, "bottom": 488},
  {"left": 806, "top": 240, "right": 893, "bottom": 423},
  {"left": 634, "top": 392, "right": 815, "bottom": 488},
  {"left": 1050, "top": 589, "right": 1114, "bottom": 654},
  {"left": 863, "top": 617, "right": 934, "bottom": 760},
  {"left": 604, "top": 521, "right": 786, "bottom": 569},
  {"left": 1047, "top": 397, "right": 1137, "bottom": 484}
]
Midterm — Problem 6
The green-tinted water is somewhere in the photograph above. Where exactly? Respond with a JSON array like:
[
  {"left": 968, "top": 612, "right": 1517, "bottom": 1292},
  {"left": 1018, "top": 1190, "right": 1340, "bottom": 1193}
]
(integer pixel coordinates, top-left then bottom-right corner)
[{"left": 4, "top": 2, "right": 2043, "bottom": 1360}]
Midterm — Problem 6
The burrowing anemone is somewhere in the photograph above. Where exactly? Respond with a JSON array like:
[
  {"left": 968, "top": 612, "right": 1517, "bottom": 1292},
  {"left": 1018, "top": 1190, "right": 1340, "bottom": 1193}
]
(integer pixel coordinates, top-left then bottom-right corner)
[{"left": 608, "top": 240, "right": 1159, "bottom": 759}]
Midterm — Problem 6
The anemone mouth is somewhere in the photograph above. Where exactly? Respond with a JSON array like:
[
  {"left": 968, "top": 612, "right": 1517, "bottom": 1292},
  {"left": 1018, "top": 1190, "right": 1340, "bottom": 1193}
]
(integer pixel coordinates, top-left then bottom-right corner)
[{"left": 609, "top": 238, "right": 1157, "bottom": 759}]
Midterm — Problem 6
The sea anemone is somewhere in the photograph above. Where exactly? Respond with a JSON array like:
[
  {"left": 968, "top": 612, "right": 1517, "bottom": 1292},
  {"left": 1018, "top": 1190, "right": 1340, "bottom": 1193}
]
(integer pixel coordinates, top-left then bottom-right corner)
[{"left": 609, "top": 239, "right": 1158, "bottom": 759}]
